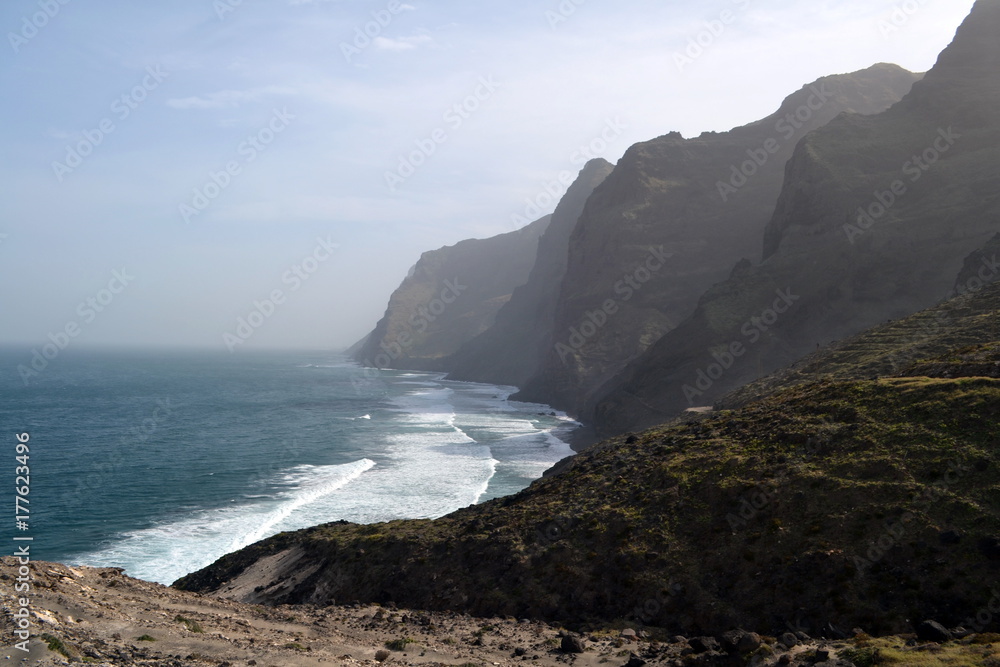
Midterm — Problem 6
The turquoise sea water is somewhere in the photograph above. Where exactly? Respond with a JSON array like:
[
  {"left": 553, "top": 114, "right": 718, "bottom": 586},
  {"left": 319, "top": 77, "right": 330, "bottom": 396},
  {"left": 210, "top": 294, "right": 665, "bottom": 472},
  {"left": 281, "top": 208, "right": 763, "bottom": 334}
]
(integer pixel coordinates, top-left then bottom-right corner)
[{"left": 0, "top": 348, "right": 576, "bottom": 584}]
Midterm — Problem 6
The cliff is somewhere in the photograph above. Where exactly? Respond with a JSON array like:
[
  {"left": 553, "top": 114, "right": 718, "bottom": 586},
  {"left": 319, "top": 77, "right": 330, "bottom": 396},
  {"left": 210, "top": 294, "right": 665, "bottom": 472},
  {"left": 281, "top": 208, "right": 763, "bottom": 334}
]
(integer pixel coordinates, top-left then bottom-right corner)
[
  {"left": 595, "top": 0, "right": 1000, "bottom": 434},
  {"left": 353, "top": 215, "right": 551, "bottom": 371},
  {"left": 515, "top": 64, "right": 922, "bottom": 414},
  {"left": 443, "top": 158, "right": 614, "bottom": 388}
]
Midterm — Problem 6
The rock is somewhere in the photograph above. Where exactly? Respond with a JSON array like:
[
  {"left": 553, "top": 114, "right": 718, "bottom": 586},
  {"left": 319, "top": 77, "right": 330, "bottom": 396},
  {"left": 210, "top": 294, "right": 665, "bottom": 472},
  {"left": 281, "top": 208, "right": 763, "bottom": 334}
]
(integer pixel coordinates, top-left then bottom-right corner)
[
  {"left": 779, "top": 632, "right": 799, "bottom": 648},
  {"left": 621, "top": 628, "right": 637, "bottom": 640},
  {"left": 625, "top": 654, "right": 646, "bottom": 667},
  {"left": 720, "top": 630, "right": 745, "bottom": 652},
  {"left": 689, "top": 637, "right": 721, "bottom": 654},
  {"left": 671, "top": 635, "right": 688, "bottom": 645},
  {"left": 978, "top": 537, "right": 1000, "bottom": 560},
  {"left": 514, "top": 647, "right": 527, "bottom": 657},
  {"left": 795, "top": 631, "right": 812, "bottom": 642},
  {"left": 737, "top": 632, "right": 762, "bottom": 653},
  {"left": 917, "top": 620, "right": 953, "bottom": 643},
  {"left": 814, "top": 649, "right": 830, "bottom": 661},
  {"left": 940, "top": 530, "right": 962, "bottom": 545},
  {"left": 561, "top": 635, "right": 586, "bottom": 654}
]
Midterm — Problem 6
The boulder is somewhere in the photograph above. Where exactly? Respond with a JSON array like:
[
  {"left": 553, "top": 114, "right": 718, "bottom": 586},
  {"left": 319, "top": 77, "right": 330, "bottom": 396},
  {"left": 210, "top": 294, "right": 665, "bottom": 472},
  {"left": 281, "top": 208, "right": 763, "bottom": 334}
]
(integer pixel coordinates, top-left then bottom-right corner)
[
  {"left": 916, "top": 620, "right": 953, "bottom": 643},
  {"left": 560, "top": 635, "right": 586, "bottom": 654}
]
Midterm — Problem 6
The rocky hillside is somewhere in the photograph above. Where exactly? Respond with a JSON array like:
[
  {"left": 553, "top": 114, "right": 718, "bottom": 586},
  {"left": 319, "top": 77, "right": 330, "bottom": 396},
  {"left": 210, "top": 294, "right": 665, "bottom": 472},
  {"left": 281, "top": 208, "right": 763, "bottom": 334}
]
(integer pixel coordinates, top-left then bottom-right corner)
[
  {"left": 179, "top": 277, "right": 1000, "bottom": 638},
  {"left": 353, "top": 215, "right": 551, "bottom": 371},
  {"left": 514, "top": 64, "right": 922, "bottom": 414},
  {"left": 595, "top": 0, "right": 1000, "bottom": 434},
  {"left": 718, "top": 277, "right": 1000, "bottom": 411},
  {"left": 443, "top": 159, "right": 614, "bottom": 388}
]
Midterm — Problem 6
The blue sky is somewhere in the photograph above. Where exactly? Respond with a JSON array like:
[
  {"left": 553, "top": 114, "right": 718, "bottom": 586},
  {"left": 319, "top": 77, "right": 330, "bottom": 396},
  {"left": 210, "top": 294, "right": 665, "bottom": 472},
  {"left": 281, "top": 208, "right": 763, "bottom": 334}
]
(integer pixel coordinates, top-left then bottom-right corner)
[{"left": 0, "top": 0, "right": 978, "bottom": 352}]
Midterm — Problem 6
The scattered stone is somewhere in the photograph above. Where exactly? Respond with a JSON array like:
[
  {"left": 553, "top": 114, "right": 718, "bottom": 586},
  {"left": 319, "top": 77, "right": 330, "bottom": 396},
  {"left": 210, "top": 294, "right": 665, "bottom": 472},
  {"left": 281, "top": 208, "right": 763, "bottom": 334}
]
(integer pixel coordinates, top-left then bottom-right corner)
[
  {"left": 560, "top": 635, "right": 586, "bottom": 654},
  {"left": 689, "top": 637, "right": 720, "bottom": 654},
  {"left": 624, "top": 654, "right": 646, "bottom": 667},
  {"left": 779, "top": 632, "right": 799, "bottom": 648},
  {"left": 916, "top": 620, "right": 953, "bottom": 643}
]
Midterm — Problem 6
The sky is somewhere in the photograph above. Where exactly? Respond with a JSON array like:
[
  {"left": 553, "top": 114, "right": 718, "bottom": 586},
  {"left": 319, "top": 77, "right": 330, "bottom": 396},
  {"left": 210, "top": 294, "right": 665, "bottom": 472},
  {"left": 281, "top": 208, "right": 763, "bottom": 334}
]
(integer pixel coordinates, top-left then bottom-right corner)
[{"left": 0, "top": 0, "right": 979, "bottom": 353}]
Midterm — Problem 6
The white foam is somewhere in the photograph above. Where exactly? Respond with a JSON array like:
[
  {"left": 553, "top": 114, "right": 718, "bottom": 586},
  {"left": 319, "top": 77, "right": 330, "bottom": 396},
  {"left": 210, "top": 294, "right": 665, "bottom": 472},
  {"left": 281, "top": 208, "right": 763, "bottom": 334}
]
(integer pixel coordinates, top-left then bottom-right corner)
[
  {"left": 71, "top": 458, "right": 375, "bottom": 584},
  {"left": 72, "top": 367, "right": 577, "bottom": 585}
]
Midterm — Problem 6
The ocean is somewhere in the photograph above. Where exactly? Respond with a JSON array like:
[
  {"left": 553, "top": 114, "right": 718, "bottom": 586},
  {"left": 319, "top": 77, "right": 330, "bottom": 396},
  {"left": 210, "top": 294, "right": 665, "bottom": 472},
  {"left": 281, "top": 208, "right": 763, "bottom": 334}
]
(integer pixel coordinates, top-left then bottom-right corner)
[{"left": 0, "top": 348, "right": 576, "bottom": 585}]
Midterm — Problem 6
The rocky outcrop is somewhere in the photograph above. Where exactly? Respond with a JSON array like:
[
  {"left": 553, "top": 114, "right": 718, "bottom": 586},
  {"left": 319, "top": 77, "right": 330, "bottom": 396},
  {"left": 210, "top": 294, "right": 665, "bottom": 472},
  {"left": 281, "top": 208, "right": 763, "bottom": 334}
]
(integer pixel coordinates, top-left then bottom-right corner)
[
  {"left": 514, "top": 64, "right": 922, "bottom": 414},
  {"left": 594, "top": 0, "right": 1000, "bottom": 434}
]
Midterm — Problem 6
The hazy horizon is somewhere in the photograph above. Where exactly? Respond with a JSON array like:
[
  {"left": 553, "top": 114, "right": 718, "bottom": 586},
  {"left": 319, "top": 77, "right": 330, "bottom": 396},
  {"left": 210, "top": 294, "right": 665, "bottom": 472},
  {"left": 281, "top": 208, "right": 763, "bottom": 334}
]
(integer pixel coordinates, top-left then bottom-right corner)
[{"left": 1, "top": 0, "right": 978, "bottom": 354}]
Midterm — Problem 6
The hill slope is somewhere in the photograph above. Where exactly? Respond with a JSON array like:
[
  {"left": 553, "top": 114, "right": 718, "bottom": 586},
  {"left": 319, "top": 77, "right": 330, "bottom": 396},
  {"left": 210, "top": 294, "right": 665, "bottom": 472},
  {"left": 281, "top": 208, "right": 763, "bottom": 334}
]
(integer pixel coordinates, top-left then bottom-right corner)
[{"left": 178, "top": 283, "right": 1000, "bottom": 638}]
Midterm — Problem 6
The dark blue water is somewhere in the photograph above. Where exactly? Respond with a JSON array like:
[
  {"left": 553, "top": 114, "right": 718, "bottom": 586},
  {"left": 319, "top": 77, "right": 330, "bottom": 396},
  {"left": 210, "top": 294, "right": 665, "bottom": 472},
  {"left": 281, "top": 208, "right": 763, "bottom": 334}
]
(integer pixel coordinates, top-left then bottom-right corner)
[{"left": 0, "top": 348, "right": 576, "bottom": 584}]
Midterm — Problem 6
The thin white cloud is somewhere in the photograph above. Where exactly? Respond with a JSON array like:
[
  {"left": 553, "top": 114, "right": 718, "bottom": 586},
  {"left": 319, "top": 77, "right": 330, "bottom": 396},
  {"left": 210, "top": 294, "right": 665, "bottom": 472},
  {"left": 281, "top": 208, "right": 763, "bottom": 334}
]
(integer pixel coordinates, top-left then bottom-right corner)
[
  {"left": 373, "top": 34, "right": 433, "bottom": 51},
  {"left": 167, "top": 86, "right": 296, "bottom": 110}
]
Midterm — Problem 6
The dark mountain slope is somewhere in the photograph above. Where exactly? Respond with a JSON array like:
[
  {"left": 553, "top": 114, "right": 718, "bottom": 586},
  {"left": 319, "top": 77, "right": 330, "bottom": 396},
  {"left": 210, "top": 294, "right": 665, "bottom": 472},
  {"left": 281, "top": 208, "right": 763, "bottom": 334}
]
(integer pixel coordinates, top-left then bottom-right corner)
[
  {"left": 443, "top": 159, "right": 614, "bottom": 388},
  {"left": 515, "top": 64, "right": 921, "bottom": 414},
  {"left": 595, "top": 0, "right": 1000, "bottom": 434}
]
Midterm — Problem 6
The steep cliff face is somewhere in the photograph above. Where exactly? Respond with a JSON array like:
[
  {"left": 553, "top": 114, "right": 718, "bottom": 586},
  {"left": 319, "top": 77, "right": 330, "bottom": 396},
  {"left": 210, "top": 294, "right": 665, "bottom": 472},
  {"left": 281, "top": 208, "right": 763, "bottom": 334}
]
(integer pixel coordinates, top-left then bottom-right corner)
[
  {"left": 443, "top": 159, "right": 614, "bottom": 388},
  {"left": 595, "top": 0, "right": 1000, "bottom": 435},
  {"left": 353, "top": 216, "right": 550, "bottom": 371},
  {"left": 515, "top": 64, "right": 922, "bottom": 414}
]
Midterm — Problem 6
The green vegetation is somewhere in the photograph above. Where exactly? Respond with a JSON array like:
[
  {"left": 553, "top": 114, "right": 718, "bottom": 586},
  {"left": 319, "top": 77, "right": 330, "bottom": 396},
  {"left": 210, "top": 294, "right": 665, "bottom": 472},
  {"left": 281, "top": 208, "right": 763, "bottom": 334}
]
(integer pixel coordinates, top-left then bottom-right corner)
[
  {"left": 174, "top": 614, "right": 204, "bottom": 633},
  {"left": 41, "top": 633, "right": 73, "bottom": 659},
  {"left": 135, "top": 634, "right": 156, "bottom": 642},
  {"left": 385, "top": 637, "right": 416, "bottom": 651}
]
